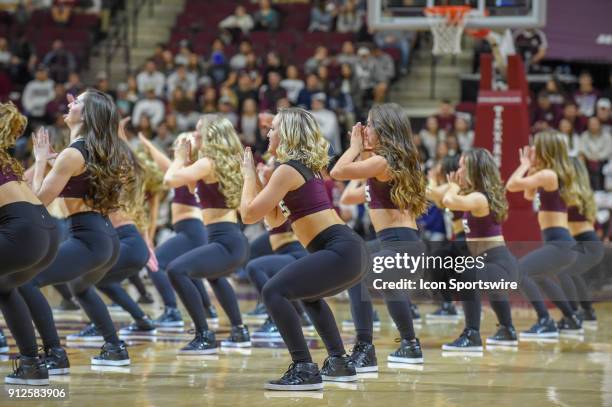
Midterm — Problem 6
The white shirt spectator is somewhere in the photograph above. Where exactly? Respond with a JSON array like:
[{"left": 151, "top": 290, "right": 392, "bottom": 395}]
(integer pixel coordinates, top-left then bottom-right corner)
[
  {"left": 280, "top": 78, "right": 305, "bottom": 104},
  {"left": 166, "top": 70, "right": 197, "bottom": 99},
  {"left": 136, "top": 70, "right": 165, "bottom": 97},
  {"left": 219, "top": 13, "right": 254, "bottom": 34},
  {"left": 456, "top": 130, "right": 475, "bottom": 152},
  {"left": 132, "top": 97, "right": 165, "bottom": 128},
  {"left": 579, "top": 130, "right": 612, "bottom": 162},
  {"left": 311, "top": 97, "right": 341, "bottom": 154},
  {"left": 22, "top": 78, "right": 55, "bottom": 118}
]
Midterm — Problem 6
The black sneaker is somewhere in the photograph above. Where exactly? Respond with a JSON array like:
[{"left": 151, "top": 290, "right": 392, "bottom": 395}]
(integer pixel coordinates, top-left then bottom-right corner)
[
  {"left": 0, "top": 329, "right": 8, "bottom": 353},
  {"left": 388, "top": 338, "right": 424, "bottom": 363},
  {"left": 137, "top": 293, "right": 155, "bottom": 305},
  {"left": 5, "top": 356, "right": 49, "bottom": 386},
  {"left": 442, "top": 328, "right": 483, "bottom": 351},
  {"left": 221, "top": 325, "right": 251, "bottom": 348},
  {"left": 154, "top": 307, "right": 184, "bottom": 328},
  {"left": 66, "top": 323, "right": 103, "bottom": 341},
  {"left": 178, "top": 330, "right": 217, "bottom": 355},
  {"left": 557, "top": 314, "right": 583, "bottom": 334},
  {"left": 58, "top": 298, "right": 80, "bottom": 311},
  {"left": 42, "top": 347, "right": 70, "bottom": 375},
  {"left": 91, "top": 341, "right": 130, "bottom": 366},
  {"left": 244, "top": 302, "right": 268, "bottom": 320},
  {"left": 486, "top": 325, "right": 518, "bottom": 346},
  {"left": 410, "top": 303, "right": 421, "bottom": 321},
  {"left": 577, "top": 308, "right": 597, "bottom": 325},
  {"left": 520, "top": 316, "right": 559, "bottom": 339},
  {"left": 253, "top": 318, "right": 281, "bottom": 339},
  {"left": 119, "top": 316, "right": 157, "bottom": 335},
  {"left": 204, "top": 305, "right": 219, "bottom": 324},
  {"left": 349, "top": 341, "right": 378, "bottom": 373},
  {"left": 427, "top": 302, "right": 460, "bottom": 320},
  {"left": 264, "top": 362, "right": 323, "bottom": 391},
  {"left": 321, "top": 355, "right": 358, "bottom": 382}
]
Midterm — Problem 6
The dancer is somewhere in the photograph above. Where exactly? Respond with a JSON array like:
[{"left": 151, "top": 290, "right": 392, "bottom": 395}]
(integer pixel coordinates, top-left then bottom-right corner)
[
  {"left": 138, "top": 131, "right": 218, "bottom": 329},
  {"left": 19, "top": 90, "right": 134, "bottom": 367},
  {"left": 165, "top": 117, "right": 250, "bottom": 353},
  {"left": 441, "top": 148, "right": 519, "bottom": 350},
  {"left": 0, "top": 102, "right": 60, "bottom": 385},
  {"left": 507, "top": 132, "right": 583, "bottom": 337},
  {"left": 331, "top": 103, "right": 427, "bottom": 369},
  {"left": 241, "top": 107, "right": 368, "bottom": 390}
]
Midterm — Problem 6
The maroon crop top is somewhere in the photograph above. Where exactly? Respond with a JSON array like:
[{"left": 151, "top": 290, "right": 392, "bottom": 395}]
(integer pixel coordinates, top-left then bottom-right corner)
[
  {"left": 196, "top": 180, "right": 228, "bottom": 209},
  {"left": 173, "top": 186, "right": 201, "bottom": 208},
  {"left": 0, "top": 164, "right": 19, "bottom": 186},
  {"left": 448, "top": 209, "right": 463, "bottom": 221},
  {"left": 567, "top": 206, "right": 588, "bottom": 222},
  {"left": 269, "top": 220, "right": 293, "bottom": 235},
  {"left": 462, "top": 211, "right": 502, "bottom": 238},
  {"left": 536, "top": 188, "right": 567, "bottom": 212},
  {"left": 59, "top": 139, "right": 90, "bottom": 199},
  {"left": 365, "top": 177, "right": 396, "bottom": 209},
  {"left": 279, "top": 160, "right": 334, "bottom": 223}
]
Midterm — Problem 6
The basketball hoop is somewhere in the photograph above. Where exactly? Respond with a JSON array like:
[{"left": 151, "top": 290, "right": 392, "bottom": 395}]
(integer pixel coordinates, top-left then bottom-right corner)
[{"left": 424, "top": 6, "right": 472, "bottom": 55}]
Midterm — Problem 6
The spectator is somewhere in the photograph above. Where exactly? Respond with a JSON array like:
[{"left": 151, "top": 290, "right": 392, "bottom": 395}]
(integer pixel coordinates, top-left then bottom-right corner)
[
  {"left": 354, "top": 47, "right": 376, "bottom": 103},
  {"left": 137, "top": 60, "right": 165, "bottom": 97},
  {"left": 544, "top": 78, "right": 567, "bottom": 109},
  {"left": 115, "top": 83, "right": 134, "bottom": 118},
  {"left": 151, "top": 43, "right": 166, "bottom": 68},
  {"left": 243, "top": 52, "right": 263, "bottom": 88},
  {"left": 230, "top": 40, "right": 253, "bottom": 71},
  {"left": 95, "top": 73, "right": 115, "bottom": 100},
  {"left": 218, "top": 95, "right": 238, "bottom": 127},
  {"left": 595, "top": 98, "right": 611, "bottom": 134},
  {"left": 64, "top": 71, "right": 84, "bottom": 96},
  {"left": 259, "top": 70, "right": 287, "bottom": 113},
  {"left": 42, "top": 40, "right": 76, "bottom": 83},
  {"left": 276, "top": 97, "right": 290, "bottom": 111},
  {"left": 207, "top": 42, "right": 229, "bottom": 85},
  {"left": 263, "top": 51, "right": 284, "bottom": 79},
  {"left": 133, "top": 87, "right": 165, "bottom": 128},
  {"left": 329, "top": 63, "right": 358, "bottom": 148},
  {"left": 174, "top": 39, "right": 193, "bottom": 66},
  {"left": 308, "top": 0, "right": 336, "bottom": 32},
  {"left": 429, "top": 140, "right": 449, "bottom": 170},
  {"left": 513, "top": 28, "right": 548, "bottom": 73},
  {"left": 296, "top": 73, "right": 321, "bottom": 109},
  {"left": 44, "top": 82, "right": 67, "bottom": 124},
  {"left": 446, "top": 134, "right": 460, "bottom": 157},
  {"left": 373, "top": 29, "right": 414, "bottom": 75},
  {"left": 280, "top": 64, "right": 304, "bottom": 105},
  {"left": 436, "top": 100, "right": 456, "bottom": 133},
  {"left": 238, "top": 98, "right": 262, "bottom": 151},
  {"left": 186, "top": 53, "right": 203, "bottom": 77},
  {"left": 336, "top": 0, "right": 363, "bottom": 34},
  {"left": 573, "top": 71, "right": 600, "bottom": 117},
  {"left": 304, "top": 45, "right": 330, "bottom": 75},
  {"left": 166, "top": 64, "right": 197, "bottom": 100},
  {"left": 558, "top": 118, "right": 581, "bottom": 157},
  {"left": 126, "top": 75, "right": 140, "bottom": 103},
  {"left": 234, "top": 72, "right": 258, "bottom": 111},
  {"left": 137, "top": 114, "right": 155, "bottom": 140},
  {"left": 310, "top": 92, "right": 341, "bottom": 154},
  {"left": 51, "top": 0, "right": 72, "bottom": 25},
  {"left": 560, "top": 101, "right": 587, "bottom": 134},
  {"left": 253, "top": 0, "right": 280, "bottom": 32},
  {"left": 453, "top": 114, "right": 474, "bottom": 152},
  {"left": 200, "top": 86, "right": 218, "bottom": 113},
  {"left": 371, "top": 45, "right": 395, "bottom": 103},
  {"left": 316, "top": 65, "right": 332, "bottom": 94},
  {"left": 531, "top": 91, "right": 560, "bottom": 130},
  {"left": 0, "top": 37, "right": 11, "bottom": 67},
  {"left": 22, "top": 65, "right": 55, "bottom": 120},
  {"left": 336, "top": 41, "right": 358, "bottom": 68},
  {"left": 219, "top": 85, "right": 239, "bottom": 110},
  {"left": 419, "top": 116, "right": 444, "bottom": 159},
  {"left": 7, "top": 54, "right": 32, "bottom": 89},
  {"left": 160, "top": 49, "right": 175, "bottom": 75},
  {"left": 153, "top": 120, "right": 176, "bottom": 153},
  {"left": 168, "top": 87, "right": 199, "bottom": 132},
  {"left": 219, "top": 5, "right": 255, "bottom": 35},
  {"left": 579, "top": 116, "right": 612, "bottom": 190}
]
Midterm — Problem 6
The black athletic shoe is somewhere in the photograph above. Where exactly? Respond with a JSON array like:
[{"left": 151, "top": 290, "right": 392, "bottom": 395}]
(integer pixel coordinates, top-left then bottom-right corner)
[
  {"left": 253, "top": 317, "right": 281, "bottom": 339},
  {"left": 244, "top": 302, "right": 268, "bottom": 320},
  {"left": 221, "top": 325, "right": 251, "bottom": 348},
  {"left": 204, "top": 305, "right": 219, "bottom": 324},
  {"left": 5, "top": 356, "right": 49, "bottom": 386},
  {"left": 486, "top": 325, "right": 518, "bottom": 346},
  {"left": 520, "top": 316, "right": 559, "bottom": 339},
  {"left": 557, "top": 314, "right": 583, "bottom": 334},
  {"left": 349, "top": 341, "right": 378, "bottom": 373},
  {"left": 427, "top": 302, "right": 460, "bottom": 320},
  {"left": 119, "top": 316, "right": 157, "bottom": 335},
  {"left": 321, "top": 355, "right": 358, "bottom": 382},
  {"left": 154, "top": 307, "right": 184, "bottom": 328},
  {"left": 42, "top": 347, "right": 70, "bottom": 375},
  {"left": 264, "top": 362, "right": 323, "bottom": 391},
  {"left": 58, "top": 298, "right": 80, "bottom": 311},
  {"left": 91, "top": 341, "right": 130, "bottom": 366},
  {"left": 410, "top": 303, "right": 421, "bottom": 321},
  {"left": 0, "top": 329, "right": 9, "bottom": 353},
  {"left": 442, "top": 328, "right": 483, "bottom": 351},
  {"left": 388, "top": 338, "right": 424, "bottom": 363},
  {"left": 66, "top": 323, "right": 103, "bottom": 341},
  {"left": 137, "top": 293, "right": 155, "bottom": 305},
  {"left": 577, "top": 308, "right": 597, "bottom": 324},
  {"left": 178, "top": 330, "right": 217, "bottom": 355}
]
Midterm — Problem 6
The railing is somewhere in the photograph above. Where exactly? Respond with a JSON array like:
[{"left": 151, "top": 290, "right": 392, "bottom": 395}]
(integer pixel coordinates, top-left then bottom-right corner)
[
  {"left": 131, "top": 0, "right": 161, "bottom": 47},
  {"left": 104, "top": 10, "right": 130, "bottom": 80}
]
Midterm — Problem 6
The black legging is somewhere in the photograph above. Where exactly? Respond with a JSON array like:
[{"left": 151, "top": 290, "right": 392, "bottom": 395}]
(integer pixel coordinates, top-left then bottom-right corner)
[
  {"left": 234, "top": 230, "right": 274, "bottom": 278},
  {"left": 348, "top": 227, "right": 424, "bottom": 343},
  {"left": 262, "top": 224, "right": 368, "bottom": 363},
  {"left": 428, "top": 233, "right": 468, "bottom": 304},
  {"left": 0, "top": 203, "right": 60, "bottom": 357},
  {"left": 148, "top": 219, "right": 212, "bottom": 309},
  {"left": 458, "top": 245, "right": 518, "bottom": 331},
  {"left": 519, "top": 227, "right": 578, "bottom": 319},
  {"left": 19, "top": 211, "right": 121, "bottom": 348},
  {"left": 97, "top": 224, "right": 149, "bottom": 320},
  {"left": 128, "top": 274, "right": 148, "bottom": 298},
  {"left": 168, "top": 222, "right": 249, "bottom": 331}
]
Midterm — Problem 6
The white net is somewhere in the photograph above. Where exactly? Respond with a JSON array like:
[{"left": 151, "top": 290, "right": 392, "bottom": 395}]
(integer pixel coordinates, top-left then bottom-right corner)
[{"left": 426, "top": 9, "right": 470, "bottom": 55}]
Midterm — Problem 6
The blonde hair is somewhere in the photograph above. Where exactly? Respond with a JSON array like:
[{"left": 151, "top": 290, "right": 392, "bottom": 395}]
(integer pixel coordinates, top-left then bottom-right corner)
[
  {"left": 197, "top": 117, "right": 243, "bottom": 209},
  {"left": 534, "top": 131, "right": 578, "bottom": 208},
  {"left": 462, "top": 148, "right": 508, "bottom": 223},
  {"left": 369, "top": 103, "right": 427, "bottom": 216},
  {"left": 0, "top": 102, "right": 27, "bottom": 179},
  {"left": 275, "top": 108, "right": 329, "bottom": 173},
  {"left": 570, "top": 156, "right": 596, "bottom": 222}
]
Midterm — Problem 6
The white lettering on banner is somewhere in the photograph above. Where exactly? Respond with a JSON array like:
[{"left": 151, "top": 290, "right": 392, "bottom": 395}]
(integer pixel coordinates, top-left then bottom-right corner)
[
  {"left": 596, "top": 34, "right": 612, "bottom": 45},
  {"left": 492, "top": 105, "right": 504, "bottom": 168}
]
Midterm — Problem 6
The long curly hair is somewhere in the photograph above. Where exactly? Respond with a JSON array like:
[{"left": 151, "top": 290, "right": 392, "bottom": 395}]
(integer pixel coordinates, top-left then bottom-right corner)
[
  {"left": 369, "top": 103, "right": 428, "bottom": 216},
  {"left": 570, "top": 156, "right": 596, "bottom": 222},
  {"left": 0, "top": 102, "right": 27, "bottom": 179},
  {"left": 135, "top": 146, "right": 165, "bottom": 197},
  {"left": 76, "top": 89, "right": 136, "bottom": 215},
  {"left": 120, "top": 146, "right": 148, "bottom": 231},
  {"left": 197, "top": 117, "right": 243, "bottom": 209},
  {"left": 275, "top": 108, "right": 329, "bottom": 173},
  {"left": 462, "top": 148, "right": 508, "bottom": 223},
  {"left": 533, "top": 131, "right": 578, "bottom": 208}
]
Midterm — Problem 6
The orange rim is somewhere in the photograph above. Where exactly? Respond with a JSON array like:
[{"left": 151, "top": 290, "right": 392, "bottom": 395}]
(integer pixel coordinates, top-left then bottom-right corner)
[
  {"left": 424, "top": 5, "right": 471, "bottom": 24},
  {"left": 466, "top": 28, "right": 491, "bottom": 39}
]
